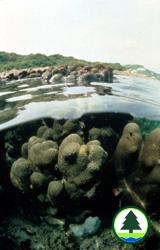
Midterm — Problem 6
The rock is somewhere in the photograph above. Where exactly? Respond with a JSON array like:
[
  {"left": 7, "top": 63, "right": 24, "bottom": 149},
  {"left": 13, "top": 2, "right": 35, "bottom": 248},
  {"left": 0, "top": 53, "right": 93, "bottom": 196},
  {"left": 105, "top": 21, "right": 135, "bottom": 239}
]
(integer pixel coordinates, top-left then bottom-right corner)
[
  {"left": 42, "top": 69, "right": 52, "bottom": 82},
  {"left": 27, "top": 73, "right": 41, "bottom": 78},
  {"left": 65, "top": 74, "right": 76, "bottom": 83},
  {"left": 46, "top": 206, "right": 58, "bottom": 216},
  {"left": 18, "top": 69, "right": 28, "bottom": 79},
  {"left": 41, "top": 63, "right": 113, "bottom": 84},
  {"left": 77, "top": 72, "right": 96, "bottom": 84},
  {"left": 49, "top": 73, "right": 63, "bottom": 83},
  {"left": 45, "top": 216, "right": 65, "bottom": 226},
  {"left": 52, "top": 65, "right": 69, "bottom": 76},
  {"left": 37, "top": 193, "right": 46, "bottom": 203},
  {"left": 0, "top": 63, "right": 113, "bottom": 84},
  {"left": 32, "top": 244, "right": 45, "bottom": 250},
  {"left": 71, "top": 216, "right": 101, "bottom": 237}
]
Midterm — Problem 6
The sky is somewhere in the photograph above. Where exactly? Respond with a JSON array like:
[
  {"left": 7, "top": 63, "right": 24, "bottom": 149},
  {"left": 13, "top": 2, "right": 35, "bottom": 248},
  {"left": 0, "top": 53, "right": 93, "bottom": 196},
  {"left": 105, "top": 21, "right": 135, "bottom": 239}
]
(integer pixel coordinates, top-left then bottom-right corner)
[{"left": 0, "top": 0, "right": 160, "bottom": 73}]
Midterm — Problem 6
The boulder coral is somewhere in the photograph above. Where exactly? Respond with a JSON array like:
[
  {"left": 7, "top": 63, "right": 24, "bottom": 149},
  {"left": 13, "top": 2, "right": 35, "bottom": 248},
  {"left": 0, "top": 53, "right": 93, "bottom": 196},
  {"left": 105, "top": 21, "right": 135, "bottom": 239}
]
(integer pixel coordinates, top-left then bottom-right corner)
[
  {"left": 30, "top": 172, "right": 53, "bottom": 192},
  {"left": 57, "top": 134, "right": 108, "bottom": 200},
  {"left": 28, "top": 140, "right": 58, "bottom": 173},
  {"left": 88, "top": 127, "right": 119, "bottom": 158},
  {"left": 112, "top": 123, "right": 142, "bottom": 178},
  {"left": 37, "top": 118, "right": 85, "bottom": 142},
  {"left": 10, "top": 136, "right": 59, "bottom": 194},
  {"left": 111, "top": 123, "right": 160, "bottom": 212},
  {"left": 47, "top": 180, "right": 64, "bottom": 205},
  {"left": 10, "top": 157, "right": 32, "bottom": 192}
]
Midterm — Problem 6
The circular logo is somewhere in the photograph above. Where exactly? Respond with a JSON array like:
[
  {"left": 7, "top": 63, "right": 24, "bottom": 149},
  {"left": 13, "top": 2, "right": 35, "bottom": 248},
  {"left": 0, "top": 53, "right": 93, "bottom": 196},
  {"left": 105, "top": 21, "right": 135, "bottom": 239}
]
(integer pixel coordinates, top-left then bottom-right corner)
[{"left": 112, "top": 206, "right": 150, "bottom": 244}]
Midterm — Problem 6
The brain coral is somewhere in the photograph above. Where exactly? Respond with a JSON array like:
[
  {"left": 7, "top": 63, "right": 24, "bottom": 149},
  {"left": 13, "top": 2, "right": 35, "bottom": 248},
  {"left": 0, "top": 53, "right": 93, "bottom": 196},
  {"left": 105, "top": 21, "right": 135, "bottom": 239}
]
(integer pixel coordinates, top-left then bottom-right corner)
[{"left": 58, "top": 134, "right": 108, "bottom": 200}]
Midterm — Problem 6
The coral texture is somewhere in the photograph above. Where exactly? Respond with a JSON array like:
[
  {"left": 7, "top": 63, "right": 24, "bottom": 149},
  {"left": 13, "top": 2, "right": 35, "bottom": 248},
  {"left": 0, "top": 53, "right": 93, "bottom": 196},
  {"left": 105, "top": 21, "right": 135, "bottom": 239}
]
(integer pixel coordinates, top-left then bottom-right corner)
[
  {"left": 88, "top": 126, "right": 119, "bottom": 158},
  {"left": 47, "top": 180, "right": 64, "bottom": 205},
  {"left": 10, "top": 136, "right": 59, "bottom": 194},
  {"left": 28, "top": 139, "right": 58, "bottom": 173},
  {"left": 58, "top": 134, "right": 108, "bottom": 200},
  {"left": 37, "top": 118, "right": 84, "bottom": 142},
  {"left": 112, "top": 123, "right": 160, "bottom": 212},
  {"left": 10, "top": 157, "right": 32, "bottom": 192}
]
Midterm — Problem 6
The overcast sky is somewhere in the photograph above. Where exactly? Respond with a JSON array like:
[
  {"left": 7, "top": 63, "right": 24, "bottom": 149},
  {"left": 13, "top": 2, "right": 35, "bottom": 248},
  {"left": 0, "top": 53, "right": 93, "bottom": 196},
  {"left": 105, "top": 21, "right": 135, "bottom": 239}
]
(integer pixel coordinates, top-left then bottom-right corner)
[{"left": 0, "top": 0, "right": 160, "bottom": 73}]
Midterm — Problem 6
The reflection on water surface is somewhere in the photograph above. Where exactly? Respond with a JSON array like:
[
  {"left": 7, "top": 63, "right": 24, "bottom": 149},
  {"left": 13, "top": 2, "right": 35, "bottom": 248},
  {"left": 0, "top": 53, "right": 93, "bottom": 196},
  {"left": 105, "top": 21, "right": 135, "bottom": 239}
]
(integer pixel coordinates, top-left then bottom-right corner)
[{"left": 0, "top": 75, "right": 160, "bottom": 130}]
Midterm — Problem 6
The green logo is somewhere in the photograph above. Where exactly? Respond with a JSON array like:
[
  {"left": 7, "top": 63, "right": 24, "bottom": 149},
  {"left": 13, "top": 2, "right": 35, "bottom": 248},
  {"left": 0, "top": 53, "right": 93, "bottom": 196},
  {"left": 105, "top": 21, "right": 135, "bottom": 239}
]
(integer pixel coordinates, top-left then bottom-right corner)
[{"left": 112, "top": 206, "right": 150, "bottom": 244}]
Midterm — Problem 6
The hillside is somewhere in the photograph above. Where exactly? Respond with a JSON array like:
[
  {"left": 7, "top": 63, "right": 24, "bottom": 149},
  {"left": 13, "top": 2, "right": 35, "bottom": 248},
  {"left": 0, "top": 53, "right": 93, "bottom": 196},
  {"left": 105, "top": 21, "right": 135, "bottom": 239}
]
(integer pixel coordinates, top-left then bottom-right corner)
[
  {"left": 125, "top": 64, "right": 160, "bottom": 80},
  {"left": 0, "top": 52, "right": 159, "bottom": 80},
  {"left": 0, "top": 51, "right": 125, "bottom": 72}
]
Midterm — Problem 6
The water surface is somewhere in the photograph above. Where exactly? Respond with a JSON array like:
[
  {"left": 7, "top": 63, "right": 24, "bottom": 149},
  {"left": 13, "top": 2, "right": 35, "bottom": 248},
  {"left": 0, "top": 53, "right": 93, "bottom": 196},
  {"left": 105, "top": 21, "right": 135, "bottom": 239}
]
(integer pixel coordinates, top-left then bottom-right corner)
[{"left": 0, "top": 75, "right": 160, "bottom": 130}]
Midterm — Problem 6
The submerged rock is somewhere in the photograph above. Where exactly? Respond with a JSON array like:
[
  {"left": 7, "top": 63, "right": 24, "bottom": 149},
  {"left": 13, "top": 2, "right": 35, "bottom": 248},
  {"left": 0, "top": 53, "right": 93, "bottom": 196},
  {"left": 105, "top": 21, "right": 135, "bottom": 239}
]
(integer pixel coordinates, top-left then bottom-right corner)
[
  {"left": 45, "top": 216, "right": 65, "bottom": 226},
  {"left": 71, "top": 216, "right": 101, "bottom": 237}
]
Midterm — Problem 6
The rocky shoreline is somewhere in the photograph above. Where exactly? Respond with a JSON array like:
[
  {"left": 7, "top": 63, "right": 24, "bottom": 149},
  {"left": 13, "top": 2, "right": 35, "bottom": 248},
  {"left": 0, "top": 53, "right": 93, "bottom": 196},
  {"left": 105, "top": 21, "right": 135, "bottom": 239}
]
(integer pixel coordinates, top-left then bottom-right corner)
[
  {"left": 114, "top": 69, "right": 156, "bottom": 80},
  {"left": 0, "top": 64, "right": 156, "bottom": 86},
  {"left": 0, "top": 63, "right": 113, "bottom": 85}
]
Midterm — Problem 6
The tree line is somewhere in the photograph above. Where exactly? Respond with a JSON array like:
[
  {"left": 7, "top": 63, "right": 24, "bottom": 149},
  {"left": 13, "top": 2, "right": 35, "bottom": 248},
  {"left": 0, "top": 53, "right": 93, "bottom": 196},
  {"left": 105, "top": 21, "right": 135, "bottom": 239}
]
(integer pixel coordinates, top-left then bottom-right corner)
[{"left": 0, "top": 51, "right": 126, "bottom": 72}]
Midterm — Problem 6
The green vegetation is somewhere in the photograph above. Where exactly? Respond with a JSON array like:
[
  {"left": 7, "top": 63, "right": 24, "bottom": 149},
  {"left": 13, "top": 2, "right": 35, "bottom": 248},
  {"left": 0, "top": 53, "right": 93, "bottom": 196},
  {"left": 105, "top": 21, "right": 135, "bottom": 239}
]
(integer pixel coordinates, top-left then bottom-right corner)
[
  {"left": 0, "top": 51, "right": 126, "bottom": 72},
  {"left": 125, "top": 64, "right": 160, "bottom": 80},
  {"left": 1, "top": 52, "right": 159, "bottom": 80}
]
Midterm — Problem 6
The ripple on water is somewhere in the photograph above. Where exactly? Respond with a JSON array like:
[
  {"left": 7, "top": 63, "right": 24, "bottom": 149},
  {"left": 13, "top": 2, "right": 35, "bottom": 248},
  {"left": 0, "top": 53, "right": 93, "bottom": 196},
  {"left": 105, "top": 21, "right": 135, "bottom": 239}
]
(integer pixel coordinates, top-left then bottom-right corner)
[{"left": 0, "top": 75, "right": 160, "bottom": 130}]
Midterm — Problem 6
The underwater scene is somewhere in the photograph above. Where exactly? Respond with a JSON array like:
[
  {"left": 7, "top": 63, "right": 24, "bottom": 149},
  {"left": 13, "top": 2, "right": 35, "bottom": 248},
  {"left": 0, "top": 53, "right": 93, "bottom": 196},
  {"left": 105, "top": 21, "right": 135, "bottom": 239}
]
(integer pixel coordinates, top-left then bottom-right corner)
[{"left": 0, "top": 70, "right": 160, "bottom": 250}]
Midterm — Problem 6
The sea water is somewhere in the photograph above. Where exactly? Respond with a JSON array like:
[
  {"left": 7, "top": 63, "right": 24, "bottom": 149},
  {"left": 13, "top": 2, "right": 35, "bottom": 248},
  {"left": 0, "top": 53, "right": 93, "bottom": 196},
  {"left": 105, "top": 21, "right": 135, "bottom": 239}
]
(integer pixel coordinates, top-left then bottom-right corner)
[
  {"left": 0, "top": 74, "right": 160, "bottom": 249},
  {"left": 0, "top": 74, "right": 160, "bottom": 131}
]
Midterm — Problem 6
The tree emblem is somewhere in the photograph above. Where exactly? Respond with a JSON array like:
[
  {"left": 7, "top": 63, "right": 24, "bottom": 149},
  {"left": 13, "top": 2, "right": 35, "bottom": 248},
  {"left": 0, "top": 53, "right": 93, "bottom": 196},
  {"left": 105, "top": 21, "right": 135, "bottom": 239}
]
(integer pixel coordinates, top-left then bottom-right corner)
[{"left": 121, "top": 210, "right": 141, "bottom": 233}]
